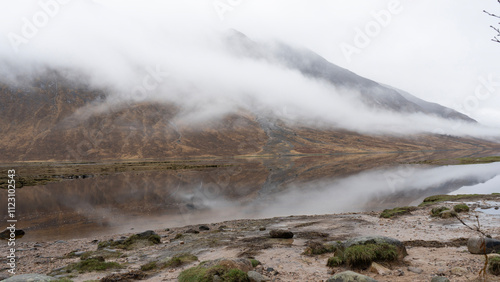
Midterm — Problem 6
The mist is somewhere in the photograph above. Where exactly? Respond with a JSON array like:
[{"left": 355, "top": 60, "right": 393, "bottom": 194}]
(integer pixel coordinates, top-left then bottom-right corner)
[{"left": 1, "top": 0, "right": 500, "bottom": 138}]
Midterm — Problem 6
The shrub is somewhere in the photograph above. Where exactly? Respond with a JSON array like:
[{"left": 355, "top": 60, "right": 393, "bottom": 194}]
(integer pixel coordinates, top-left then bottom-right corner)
[{"left": 250, "top": 259, "right": 261, "bottom": 268}]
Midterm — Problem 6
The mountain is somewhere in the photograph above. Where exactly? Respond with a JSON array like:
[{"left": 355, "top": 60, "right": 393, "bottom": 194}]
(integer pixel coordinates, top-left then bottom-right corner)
[
  {"left": 0, "top": 33, "right": 495, "bottom": 162},
  {"left": 225, "top": 30, "right": 475, "bottom": 122}
]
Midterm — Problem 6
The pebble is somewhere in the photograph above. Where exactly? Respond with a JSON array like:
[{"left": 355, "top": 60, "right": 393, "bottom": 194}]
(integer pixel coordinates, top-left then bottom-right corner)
[{"left": 408, "top": 266, "right": 423, "bottom": 274}]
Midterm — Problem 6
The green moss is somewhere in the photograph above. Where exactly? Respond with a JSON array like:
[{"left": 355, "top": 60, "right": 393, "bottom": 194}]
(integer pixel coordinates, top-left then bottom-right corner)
[
  {"left": 174, "top": 233, "right": 183, "bottom": 240},
  {"left": 178, "top": 264, "right": 248, "bottom": 282},
  {"left": 420, "top": 194, "right": 486, "bottom": 206},
  {"left": 221, "top": 269, "right": 249, "bottom": 282},
  {"left": 431, "top": 206, "right": 449, "bottom": 217},
  {"left": 453, "top": 204, "right": 470, "bottom": 213},
  {"left": 489, "top": 257, "right": 500, "bottom": 276},
  {"left": 343, "top": 243, "right": 397, "bottom": 268},
  {"left": 303, "top": 242, "right": 337, "bottom": 256},
  {"left": 458, "top": 156, "right": 500, "bottom": 164},
  {"left": 164, "top": 253, "right": 198, "bottom": 268},
  {"left": 98, "top": 234, "right": 161, "bottom": 250},
  {"left": 380, "top": 206, "right": 417, "bottom": 218},
  {"left": 66, "top": 258, "right": 122, "bottom": 273},
  {"left": 141, "top": 261, "right": 158, "bottom": 271},
  {"left": 178, "top": 265, "right": 211, "bottom": 282},
  {"left": 250, "top": 259, "right": 261, "bottom": 268},
  {"left": 326, "top": 256, "right": 344, "bottom": 267}
]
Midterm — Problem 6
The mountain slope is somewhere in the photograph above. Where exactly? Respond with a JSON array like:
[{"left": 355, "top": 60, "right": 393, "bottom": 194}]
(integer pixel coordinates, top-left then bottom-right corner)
[{"left": 0, "top": 33, "right": 496, "bottom": 162}]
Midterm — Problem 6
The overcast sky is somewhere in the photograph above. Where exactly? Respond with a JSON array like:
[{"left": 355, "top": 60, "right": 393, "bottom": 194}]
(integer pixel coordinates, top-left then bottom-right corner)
[{"left": 1, "top": 0, "right": 499, "bottom": 131}]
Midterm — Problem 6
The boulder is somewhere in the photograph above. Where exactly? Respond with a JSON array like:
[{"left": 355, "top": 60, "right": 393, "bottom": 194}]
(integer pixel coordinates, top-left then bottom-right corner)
[
  {"left": 343, "top": 236, "right": 408, "bottom": 259},
  {"left": 0, "top": 229, "right": 25, "bottom": 239},
  {"left": 3, "top": 274, "right": 56, "bottom": 281},
  {"left": 269, "top": 229, "right": 294, "bottom": 239},
  {"left": 248, "top": 270, "right": 270, "bottom": 282},
  {"left": 202, "top": 258, "right": 253, "bottom": 272},
  {"left": 327, "top": 271, "right": 378, "bottom": 282},
  {"left": 467, "top": 237, "right": 500, "bottom": 254}
]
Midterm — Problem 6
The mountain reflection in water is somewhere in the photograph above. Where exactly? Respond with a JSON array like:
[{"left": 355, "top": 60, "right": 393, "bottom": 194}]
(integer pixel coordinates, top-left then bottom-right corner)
[{"left": 3, "top": 151, "right": 500, "bottom": 241}]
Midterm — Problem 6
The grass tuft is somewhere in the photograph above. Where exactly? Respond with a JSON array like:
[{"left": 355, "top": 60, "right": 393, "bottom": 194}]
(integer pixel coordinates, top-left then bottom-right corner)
[
  {"left": 489, "top": 257, "right": 500, "bottom": 276},
  {"left": 380, "top": 206, "right": 417, "bottom": 218},
  {"left": 453, "top": 203, "right": 470, "bottom": 213}
]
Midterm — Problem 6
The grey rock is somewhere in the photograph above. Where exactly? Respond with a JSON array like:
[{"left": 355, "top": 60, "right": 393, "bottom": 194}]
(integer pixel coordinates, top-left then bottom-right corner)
[
  {"left": 54, "top": 240, "right": 66, "bottom": 244},
  {"left": 467, "top": 237, "right": 500, "bottom": 254},
  {"left": 3, "top": 274, "right": 56, "bottom": 281},
  {"left": 0, "top": 273, "right": 10, "bottom": 281},
  {"left": 33, "top": 244, "right": 42, "bottom": 248},
  {"left": 266, "top": 267, "right": 275, "bottom": 272},
  {"left": 343, "top": 236, "right": 408, "bottom": 259},
  {"left": 248, "top": 270, "right": 270, "bottom": 282},
  {"left": 407, "top": 266, "right": 423, "bottom": 274},
  {"left": 199, "top": 225, "right": 210, "bottom": 231},
  {"left": 269, "top": 229, "right": 294, "bottom": 239},
  {"left": 73, "top": 251, "right": 86, "bottom": 257},
  {"left": 327, "top": 271, "right": 378, "bottom": 282},
  {"left": 430, "top": 277, "right": 450, "bottom": 282},
  {"left": 185, "top": 229, "right": 200, "bottom": 234}
]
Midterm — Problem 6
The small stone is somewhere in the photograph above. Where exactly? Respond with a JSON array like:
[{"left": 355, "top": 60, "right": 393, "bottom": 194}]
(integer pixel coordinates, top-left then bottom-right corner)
[
  {"left": 266, "top": 267, "right": 275, "bottom": 272},
  {"left": 370, "top": 262, "right": 390, "bottom": 275},
  {"left": 259, "top": 227, "right": 266, "bottom": 231},
  {"left": 33, "top": 244, "right": 42, "bottom": 247},
  {"left": 450, "top": 267, "right": 467, "bottom": 276},
  {"left": 54, "top": 240, "right": 67, "bottom": 244},
  {"left": 269, "top": 229, "right": 294, "bottom": 239},
  {"left": 327, "top": 271, "right": 378, "bottom": 282},
  {"left": 2, "top": 274, "right": 56, "bottom": 281},
  {"left": 407, "top": 266, "right": 423, "bottom": 274},
  {"left": 213, "top": 274, "right": 222, "bottom": 282},
  {"left": 73, "top": 251, "right": 85, "bottom": 257},
  {"left": 431, "top": 276, "right": 450, "bottom": 282},
  {"left": 248, "top": 270, "right": 270, "bottom": 282},
  {"left": 199, "top": 225, "right": 210, "bottom": 231},
  {"left": 395, "top": 269, "right": 404, "bottom": 276},
  {"left": 164, "top": 228, "right": 170, "bottom": 231}
]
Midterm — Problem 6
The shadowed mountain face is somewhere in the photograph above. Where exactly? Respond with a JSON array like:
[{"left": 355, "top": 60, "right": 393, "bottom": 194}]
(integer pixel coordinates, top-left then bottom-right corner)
[{"left": 0, "top": 33, "right": 495, "bottom": 162}]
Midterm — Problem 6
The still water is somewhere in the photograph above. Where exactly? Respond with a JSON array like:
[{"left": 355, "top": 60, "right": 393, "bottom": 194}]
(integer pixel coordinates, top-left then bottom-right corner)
[{"left": 3, "top": 152, "right": 500, "bottom": 241}]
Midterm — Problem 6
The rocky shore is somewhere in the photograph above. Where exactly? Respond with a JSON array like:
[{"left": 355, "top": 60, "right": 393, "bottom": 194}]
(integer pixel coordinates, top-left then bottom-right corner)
[{"left": 1, "top": 194, "right": 499, "bottom": 282}]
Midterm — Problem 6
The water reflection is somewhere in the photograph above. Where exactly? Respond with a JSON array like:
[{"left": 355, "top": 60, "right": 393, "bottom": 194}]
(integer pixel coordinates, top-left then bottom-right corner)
[{"left": 2, "top": 152, "right": 500, "bottom": 241}]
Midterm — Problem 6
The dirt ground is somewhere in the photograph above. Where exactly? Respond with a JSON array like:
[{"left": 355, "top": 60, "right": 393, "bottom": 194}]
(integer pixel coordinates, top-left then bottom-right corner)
[{"left": 1, "top": 196, "right": 499, "bottom": 282}]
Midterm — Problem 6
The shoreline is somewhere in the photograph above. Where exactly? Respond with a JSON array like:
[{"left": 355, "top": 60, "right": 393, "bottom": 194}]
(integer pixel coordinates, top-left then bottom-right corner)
[{"left": 1, "top": 194, "right": 499, "bottom": 281}]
